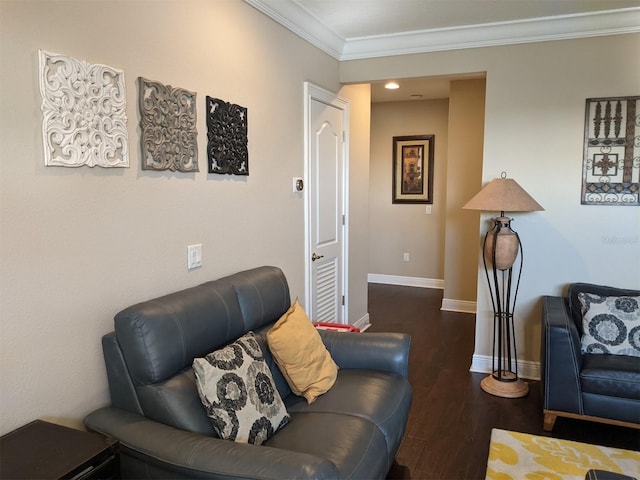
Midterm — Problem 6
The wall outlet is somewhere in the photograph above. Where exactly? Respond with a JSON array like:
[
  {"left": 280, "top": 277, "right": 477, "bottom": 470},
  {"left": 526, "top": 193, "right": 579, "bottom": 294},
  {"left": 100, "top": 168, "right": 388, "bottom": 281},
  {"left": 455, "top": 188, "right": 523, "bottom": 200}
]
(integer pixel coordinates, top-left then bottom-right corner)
[
  {"left": 425, "top": 205, "right": 432, "bottom": 214},
  {"left": 187, "top": 244, "right": 202, "bottom": 270},
  {"left": 403, "top": 253, "right": 410, "bottom": 262}
]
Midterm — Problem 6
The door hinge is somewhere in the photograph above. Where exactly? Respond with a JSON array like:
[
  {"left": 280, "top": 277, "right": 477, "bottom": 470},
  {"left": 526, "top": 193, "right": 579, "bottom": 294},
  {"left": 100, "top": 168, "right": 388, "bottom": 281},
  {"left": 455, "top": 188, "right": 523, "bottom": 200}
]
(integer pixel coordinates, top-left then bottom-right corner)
[
  {"left": 342, "top": 214, "right": 345, "bottom": 225},
  {"left": 342, "top": 131, "right": 346, "bottom": 142},
  {"left": 342, "top": 295, "right": 345, "bottom": 306}
]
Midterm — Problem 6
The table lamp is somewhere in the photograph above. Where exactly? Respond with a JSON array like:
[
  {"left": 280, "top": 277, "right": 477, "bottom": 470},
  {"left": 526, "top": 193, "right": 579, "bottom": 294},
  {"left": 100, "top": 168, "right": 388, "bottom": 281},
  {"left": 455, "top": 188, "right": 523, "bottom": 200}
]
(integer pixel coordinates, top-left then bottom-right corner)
[{"left": 463, "top": 172, "right": 544, "bottom": 398}]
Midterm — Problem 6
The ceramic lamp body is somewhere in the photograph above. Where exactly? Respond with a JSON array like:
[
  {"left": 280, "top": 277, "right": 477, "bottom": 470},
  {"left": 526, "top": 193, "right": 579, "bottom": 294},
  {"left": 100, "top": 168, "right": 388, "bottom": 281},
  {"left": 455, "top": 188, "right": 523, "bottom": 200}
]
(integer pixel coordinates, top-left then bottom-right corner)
[{"left": 484, "top": 217, "right": 519, "bottom": 271}]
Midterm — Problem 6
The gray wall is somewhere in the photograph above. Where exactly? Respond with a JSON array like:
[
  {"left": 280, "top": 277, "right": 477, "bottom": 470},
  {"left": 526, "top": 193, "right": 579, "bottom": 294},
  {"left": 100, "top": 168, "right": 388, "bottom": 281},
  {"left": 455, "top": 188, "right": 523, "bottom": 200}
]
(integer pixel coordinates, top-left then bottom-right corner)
[
  {"left": 369, "top": 99, "right": 449, "bottom": 281},
  {"left": 444, "top": 78, "right": 486, "bottom": 305},
  {"left": 0, "top": 0, "right": 373, "bottom": 434}
]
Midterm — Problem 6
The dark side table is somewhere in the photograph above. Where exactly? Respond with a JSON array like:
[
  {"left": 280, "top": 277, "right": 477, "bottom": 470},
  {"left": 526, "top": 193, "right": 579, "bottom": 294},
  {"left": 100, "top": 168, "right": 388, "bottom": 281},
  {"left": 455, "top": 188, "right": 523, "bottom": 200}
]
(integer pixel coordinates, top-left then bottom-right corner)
[{"left": 0, "top": 419, "right": 119, "bottom": 479}]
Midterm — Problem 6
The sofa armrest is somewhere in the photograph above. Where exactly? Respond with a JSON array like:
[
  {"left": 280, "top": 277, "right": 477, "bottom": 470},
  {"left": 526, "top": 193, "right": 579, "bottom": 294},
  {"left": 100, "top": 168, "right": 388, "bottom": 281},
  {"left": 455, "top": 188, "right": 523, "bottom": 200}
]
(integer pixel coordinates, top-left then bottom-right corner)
[
  {"left": 85, "top": 407, "right": 339, "bottom": 480},
  {"left": 318, "top": 331, "right": 410, "bottom": 378},
  {"left": 585, "top": 470, "right": 638, "bottom": 480},
  {"left": 541, "top": 296, "right": 584, "bottom": 416}
]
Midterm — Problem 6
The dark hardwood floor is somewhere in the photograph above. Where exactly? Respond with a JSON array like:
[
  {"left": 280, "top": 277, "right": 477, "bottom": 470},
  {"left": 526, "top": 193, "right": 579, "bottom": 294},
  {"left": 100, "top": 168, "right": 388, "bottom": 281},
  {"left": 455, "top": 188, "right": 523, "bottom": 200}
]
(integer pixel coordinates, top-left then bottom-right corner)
[{"left": 366, "top": 283, "right": 639, "bottom": 480}]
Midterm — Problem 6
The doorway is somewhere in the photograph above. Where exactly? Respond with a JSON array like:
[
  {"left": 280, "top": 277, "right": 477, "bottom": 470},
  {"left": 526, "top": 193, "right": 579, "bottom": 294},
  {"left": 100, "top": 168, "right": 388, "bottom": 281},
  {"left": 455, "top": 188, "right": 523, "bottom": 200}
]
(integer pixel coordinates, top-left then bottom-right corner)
[
  {"left": 303, "top": 82, "right": 349, "bottom": 324},
  {"left": 367, "top": 75, "right": 486, "bottom": 311}
]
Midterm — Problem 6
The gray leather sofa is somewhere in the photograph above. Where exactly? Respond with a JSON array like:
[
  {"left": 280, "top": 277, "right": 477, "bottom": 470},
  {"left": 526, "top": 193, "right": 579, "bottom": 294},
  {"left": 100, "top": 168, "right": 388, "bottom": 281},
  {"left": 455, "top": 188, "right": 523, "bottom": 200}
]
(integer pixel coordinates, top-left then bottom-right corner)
[
  {"left": 541, "top": 283, "right": 640, "bottom": 431},
  {"left": 84, "top": 266, "right": 412, "bottom": 479}
]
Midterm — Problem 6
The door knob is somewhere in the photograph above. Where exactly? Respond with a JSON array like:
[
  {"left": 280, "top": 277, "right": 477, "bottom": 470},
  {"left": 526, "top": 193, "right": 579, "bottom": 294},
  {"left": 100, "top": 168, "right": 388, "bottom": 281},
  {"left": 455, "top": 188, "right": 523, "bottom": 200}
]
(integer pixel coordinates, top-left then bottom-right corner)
[{"left": 311, "top": 253, "right": 324, "bottom": 262}]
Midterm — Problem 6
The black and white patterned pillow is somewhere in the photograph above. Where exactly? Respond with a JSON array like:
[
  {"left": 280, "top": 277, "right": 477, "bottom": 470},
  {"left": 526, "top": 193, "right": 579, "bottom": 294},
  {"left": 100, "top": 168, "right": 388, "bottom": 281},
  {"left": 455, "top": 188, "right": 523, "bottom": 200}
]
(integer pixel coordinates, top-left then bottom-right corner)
[
  {"left": 193, "top": 332, "right": 290, "bottom": 445},
  {"left": 579, "top": 292, "right": 640, "bottom": 357}
]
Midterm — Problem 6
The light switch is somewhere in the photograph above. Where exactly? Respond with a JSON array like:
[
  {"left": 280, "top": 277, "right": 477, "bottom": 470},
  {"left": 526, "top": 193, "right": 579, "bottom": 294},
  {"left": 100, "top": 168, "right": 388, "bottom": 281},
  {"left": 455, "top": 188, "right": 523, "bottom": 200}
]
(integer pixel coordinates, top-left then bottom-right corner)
[{"left": 187, "top": 244, "right": 202, "bottom": 270}]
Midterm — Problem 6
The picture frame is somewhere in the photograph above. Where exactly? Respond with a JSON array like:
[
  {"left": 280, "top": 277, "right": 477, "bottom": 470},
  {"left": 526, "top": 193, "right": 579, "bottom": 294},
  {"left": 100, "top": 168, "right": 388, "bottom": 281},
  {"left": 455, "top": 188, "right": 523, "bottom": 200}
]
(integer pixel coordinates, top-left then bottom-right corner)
[{"left": 392, "top": 135, "right": 434, "bottom": 204}]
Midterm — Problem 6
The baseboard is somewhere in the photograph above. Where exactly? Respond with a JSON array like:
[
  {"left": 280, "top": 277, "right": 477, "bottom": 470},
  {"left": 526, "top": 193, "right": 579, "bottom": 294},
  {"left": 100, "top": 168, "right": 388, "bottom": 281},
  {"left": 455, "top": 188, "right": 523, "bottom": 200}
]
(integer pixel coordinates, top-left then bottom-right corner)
[
  {"left": 470, "top": 354, "right": 540, "bottom": 381},
  {"left": 367, "top": 275, "right": 474, "bottom": 313},
  {"left": 441, "top": 298, "right": 476, "bottom": 314},
  {"left": 368, "top": 274, "right": 444, "bottom": 289},
  {"left": 353, "top": 313, "right": 371, "bottom": 332}
]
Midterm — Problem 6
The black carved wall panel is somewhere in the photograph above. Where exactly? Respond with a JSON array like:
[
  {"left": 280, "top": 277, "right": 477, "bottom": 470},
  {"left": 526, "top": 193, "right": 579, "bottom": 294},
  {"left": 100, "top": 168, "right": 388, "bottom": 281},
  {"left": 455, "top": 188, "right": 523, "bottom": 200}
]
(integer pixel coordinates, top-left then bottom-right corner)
[{"left": 206, "top": 96, "right": 248, "bottom": 175}]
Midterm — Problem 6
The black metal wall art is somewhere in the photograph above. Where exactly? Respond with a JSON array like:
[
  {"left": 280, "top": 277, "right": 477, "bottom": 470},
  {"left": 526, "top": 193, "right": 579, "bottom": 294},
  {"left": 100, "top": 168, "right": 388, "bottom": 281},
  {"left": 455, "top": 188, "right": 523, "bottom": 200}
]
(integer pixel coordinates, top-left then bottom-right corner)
[
  {"left": 582, "top": 96, "right": 639, "bottom": 205},
  {"left": 206, "top": 96, "right": 248, "bottom": 175}
]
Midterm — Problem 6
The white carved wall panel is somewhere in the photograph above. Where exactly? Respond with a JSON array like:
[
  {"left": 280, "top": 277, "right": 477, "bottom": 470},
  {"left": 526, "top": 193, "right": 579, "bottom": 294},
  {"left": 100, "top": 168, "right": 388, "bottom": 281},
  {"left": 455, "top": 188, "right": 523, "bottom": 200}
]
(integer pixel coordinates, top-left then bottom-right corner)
[{"left": 38, "top": 50, "right": 129, "bottom": 168}]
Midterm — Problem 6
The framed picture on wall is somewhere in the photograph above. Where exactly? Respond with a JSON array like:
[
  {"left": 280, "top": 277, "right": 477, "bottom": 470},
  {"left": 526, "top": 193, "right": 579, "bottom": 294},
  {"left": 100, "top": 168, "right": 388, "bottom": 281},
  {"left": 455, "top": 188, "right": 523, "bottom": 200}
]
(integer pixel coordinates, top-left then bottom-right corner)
[{"left": 392, "top": 135, "right": 434, "bottom": 204}]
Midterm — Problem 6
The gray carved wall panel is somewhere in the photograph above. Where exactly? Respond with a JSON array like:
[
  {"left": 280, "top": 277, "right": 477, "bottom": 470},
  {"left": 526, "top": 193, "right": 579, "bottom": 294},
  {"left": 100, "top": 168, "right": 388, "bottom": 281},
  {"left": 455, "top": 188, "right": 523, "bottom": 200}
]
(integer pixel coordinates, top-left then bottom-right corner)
[
  {"left": 206, "top": 96, "right": 248, "bottom": 175},
  {"left": 38, "top": 50, "right": 129, "bottom": 168},
  {"left": 138, "top": 77, "right": 198, "bottom": 172}
]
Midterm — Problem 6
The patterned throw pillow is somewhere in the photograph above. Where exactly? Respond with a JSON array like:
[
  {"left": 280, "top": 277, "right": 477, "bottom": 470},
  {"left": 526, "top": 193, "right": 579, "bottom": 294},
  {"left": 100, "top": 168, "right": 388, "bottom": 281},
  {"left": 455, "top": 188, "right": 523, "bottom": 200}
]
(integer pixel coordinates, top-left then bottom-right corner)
[
  {"left": 193, "top": 332, "right": 290, "bottom": 445},
  {"left": 579, "top": 292, "right": 640, "bottom": 357}
]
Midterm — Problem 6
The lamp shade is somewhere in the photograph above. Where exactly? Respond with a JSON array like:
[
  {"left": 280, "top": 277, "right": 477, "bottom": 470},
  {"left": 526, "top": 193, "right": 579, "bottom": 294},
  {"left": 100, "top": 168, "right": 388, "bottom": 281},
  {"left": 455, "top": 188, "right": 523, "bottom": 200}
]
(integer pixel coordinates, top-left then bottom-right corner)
[
  {"left": 463, "top": 173, "right": 544, "bottom": 271},
  {"left": 463, "top": 176, "right": 544, "bottom": 213}
]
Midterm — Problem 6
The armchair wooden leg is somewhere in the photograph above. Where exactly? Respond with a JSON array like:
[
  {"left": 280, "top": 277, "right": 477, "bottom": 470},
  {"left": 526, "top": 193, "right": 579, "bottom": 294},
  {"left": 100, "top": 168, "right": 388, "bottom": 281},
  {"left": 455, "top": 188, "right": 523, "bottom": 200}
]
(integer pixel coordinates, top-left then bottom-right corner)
[{"left": 543, "top": 411, "right": 557, "bottom": 431}]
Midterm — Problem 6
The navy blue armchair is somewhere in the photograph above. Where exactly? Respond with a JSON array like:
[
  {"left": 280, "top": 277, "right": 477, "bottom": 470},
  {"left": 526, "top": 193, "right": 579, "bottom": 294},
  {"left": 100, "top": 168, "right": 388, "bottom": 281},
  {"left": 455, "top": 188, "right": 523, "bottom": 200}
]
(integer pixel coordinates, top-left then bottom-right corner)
[{"left": 541, "top": 283, "right": 640, "bottom": 431}]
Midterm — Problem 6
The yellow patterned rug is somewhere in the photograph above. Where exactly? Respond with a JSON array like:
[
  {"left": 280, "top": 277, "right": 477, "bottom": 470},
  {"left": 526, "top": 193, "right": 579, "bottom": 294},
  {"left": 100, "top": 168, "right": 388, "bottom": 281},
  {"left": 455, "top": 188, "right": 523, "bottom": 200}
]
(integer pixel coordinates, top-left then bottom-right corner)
[{"left": 486, "top": 428, "right": 640, "bottom": 480}]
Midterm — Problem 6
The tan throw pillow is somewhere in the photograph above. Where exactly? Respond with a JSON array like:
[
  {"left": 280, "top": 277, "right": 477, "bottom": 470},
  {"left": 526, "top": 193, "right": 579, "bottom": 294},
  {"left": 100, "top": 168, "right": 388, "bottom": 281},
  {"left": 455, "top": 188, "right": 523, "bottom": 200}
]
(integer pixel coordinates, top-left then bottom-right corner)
[{"left": 267, "top": 298, "right": 338, "bottom": 403}]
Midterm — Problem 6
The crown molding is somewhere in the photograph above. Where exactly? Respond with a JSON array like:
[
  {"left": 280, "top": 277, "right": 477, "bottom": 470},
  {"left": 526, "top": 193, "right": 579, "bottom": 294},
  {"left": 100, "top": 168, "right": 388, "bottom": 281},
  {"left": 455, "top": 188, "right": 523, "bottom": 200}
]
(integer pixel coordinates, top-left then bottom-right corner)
[
  {"left": 243, "top": 0, "right": 345, "bottom": 59},
  {"left": 341, "top": 8, "right": 640, "bottom": 60},
  {"left": 244, "top": 1, "right": 640, "bottom": 61}
]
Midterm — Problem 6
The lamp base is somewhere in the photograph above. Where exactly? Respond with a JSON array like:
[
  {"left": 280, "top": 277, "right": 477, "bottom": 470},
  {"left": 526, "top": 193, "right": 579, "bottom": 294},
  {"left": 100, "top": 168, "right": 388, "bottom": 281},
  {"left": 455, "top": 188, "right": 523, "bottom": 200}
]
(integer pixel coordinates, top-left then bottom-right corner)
[{"left": 481, "top": 372, "right": 529, "bottom": 398}]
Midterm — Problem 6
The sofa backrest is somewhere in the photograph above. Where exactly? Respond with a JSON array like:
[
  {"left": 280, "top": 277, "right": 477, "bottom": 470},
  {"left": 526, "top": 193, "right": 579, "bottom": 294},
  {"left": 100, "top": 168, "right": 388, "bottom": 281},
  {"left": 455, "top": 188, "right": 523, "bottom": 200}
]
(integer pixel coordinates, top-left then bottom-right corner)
[{"left": 103, "top": 266, "right": 291, "bottom": 435}]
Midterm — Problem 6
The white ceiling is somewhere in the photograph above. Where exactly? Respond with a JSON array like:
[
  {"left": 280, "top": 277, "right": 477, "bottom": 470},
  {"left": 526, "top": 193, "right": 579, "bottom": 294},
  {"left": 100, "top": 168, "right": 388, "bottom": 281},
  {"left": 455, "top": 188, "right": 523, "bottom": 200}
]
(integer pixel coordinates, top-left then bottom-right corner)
[
  {"left": 244, "top": 0, "right": 640, "bottom": 102},
  {"left": 295, "top": 0, "right": 640, "bottom": 39},
  {"left": 369, "top": 74, "right": 484, "bottom": 103}
]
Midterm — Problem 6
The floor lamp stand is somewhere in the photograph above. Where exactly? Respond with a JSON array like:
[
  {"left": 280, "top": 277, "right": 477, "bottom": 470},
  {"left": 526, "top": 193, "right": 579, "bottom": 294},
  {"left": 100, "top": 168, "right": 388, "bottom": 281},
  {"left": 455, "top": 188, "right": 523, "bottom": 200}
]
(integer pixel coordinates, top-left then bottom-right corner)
[{"left": 480, "top": 215, "right": 529, "bottom": 399}]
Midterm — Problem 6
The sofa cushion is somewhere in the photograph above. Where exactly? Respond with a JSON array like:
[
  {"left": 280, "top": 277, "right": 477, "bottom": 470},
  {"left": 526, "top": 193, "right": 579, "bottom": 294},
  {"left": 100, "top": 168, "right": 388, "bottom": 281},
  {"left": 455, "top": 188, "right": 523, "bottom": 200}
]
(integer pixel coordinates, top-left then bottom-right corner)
[
  {"left": 579, "top": 293, "right": 640, "bottom": 357},
  {"left": 252, "top": 326, "right": 293, "bottom": 401},
  {"left": 285, "top": 368, "right": 412, "bottom": 461},
  {"left": 136, "top": 368, "right": 215, "bottom": 435},
  {"left": 193, "top": 332, "right": 290, "bottom": 445},
  {"left": 267, "top": 299, "right": 338, "bottom": 403},
  {"left": 231, "top": 266, "right": 291, "bottom": 332},
  {"left": 580, "top": 353, "right": 640, "bottom": 400},
  {"left": 114, "top": 278, "right": 244, "bottom": 386},
  {"left": 263, "top": 412, "right": 388, "bottom": 480}
]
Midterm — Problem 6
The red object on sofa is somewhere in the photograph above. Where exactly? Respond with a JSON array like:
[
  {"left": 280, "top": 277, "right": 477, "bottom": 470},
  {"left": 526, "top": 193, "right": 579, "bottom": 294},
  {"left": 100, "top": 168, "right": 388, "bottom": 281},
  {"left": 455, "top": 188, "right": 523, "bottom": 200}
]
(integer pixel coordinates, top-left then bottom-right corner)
[{"left": 313, "top": 322, "right": 360, "bottom": 333}]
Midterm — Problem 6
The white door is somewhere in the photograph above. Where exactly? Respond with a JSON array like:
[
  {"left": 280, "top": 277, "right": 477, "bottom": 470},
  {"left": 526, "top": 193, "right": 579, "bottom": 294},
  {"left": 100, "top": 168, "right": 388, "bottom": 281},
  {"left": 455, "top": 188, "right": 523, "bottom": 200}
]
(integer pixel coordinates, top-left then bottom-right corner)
[{"left": 304, "top": 83, "right": 349, "bottom": 324}]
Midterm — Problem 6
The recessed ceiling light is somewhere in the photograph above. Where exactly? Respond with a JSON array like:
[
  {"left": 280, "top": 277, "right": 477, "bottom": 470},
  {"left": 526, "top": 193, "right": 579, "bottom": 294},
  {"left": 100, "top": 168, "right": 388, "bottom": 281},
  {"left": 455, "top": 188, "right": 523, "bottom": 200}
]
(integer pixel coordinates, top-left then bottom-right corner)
[{"left": 385, "top": 81, "right": 399, "bottom": 90}]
